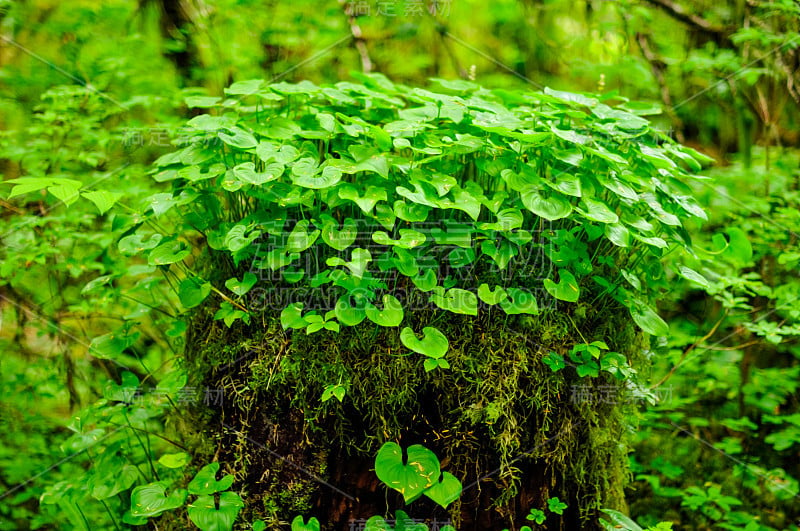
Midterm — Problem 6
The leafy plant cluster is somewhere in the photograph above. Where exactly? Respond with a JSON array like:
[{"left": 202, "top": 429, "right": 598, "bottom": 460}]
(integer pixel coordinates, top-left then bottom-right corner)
[{"left": 120, "top": 75, "right": 711, "bottom": 379}]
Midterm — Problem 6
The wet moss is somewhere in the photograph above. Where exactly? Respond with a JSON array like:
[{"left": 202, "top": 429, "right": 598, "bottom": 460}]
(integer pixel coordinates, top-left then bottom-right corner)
[{"left": 177, "top": 289, "right": 645, "bottom": 530}]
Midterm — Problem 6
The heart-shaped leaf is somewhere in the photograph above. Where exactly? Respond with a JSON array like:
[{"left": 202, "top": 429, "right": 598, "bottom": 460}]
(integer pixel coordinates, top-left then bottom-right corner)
[
  {"left": 423, "top": 358, "right": 450, "bottom": 372},
  {"left": 224, "top": 225, "right": 261, "bottom": 253},
  {"left": 292, "top": 162, "right": 342, "bottom": 189},
  {"left": 179, "top": 278, "right": 212, "bottom": 308},
  {"left": 412, "top": 269, "right": 437, "bottom": 292},
  {"left": 521, "top": 189, "right": 573, "bottom": 220},
  {"left": 82, "top": 190, "right": 123, "bottom": 214},
  {"left": 285, "top": 220, "right": 320, "bottom": 253},
  {"left": 544, "top": 270, "right": 581, "bottom": 302},
  {"left": 339, "top": 184, "right": 388, "bottom": 213},
  {"left": 218, "top": 127, "right": 258, "bottom": 149},
  {"left": 130, "top": 482, "right": 187, "bottom": 518},
  {"left": 188, "top": 462, "right": 235, "bottom": 495},
  {"left": 281, "top": 302, "right": 308, "bottom": 330},
  {"left": 365, "top": 294, "right": 404, "bottom": 327},
  {"left": 430, "top": 288, "right": 478, "bottom": 316},
  {"left": 481, "top": 239, "right": 518, "bottom": 270},
  {"left": 148, "top": 240, "right": 191, "bottom": 265},
  {"left": 424, "top": 472, "right": 462, "bottom": 509},
  {"left": 400, "top": 326, "right": 449, "bottom": 359},
  {"left": 225, "top": 272, "right": 257, "bottom": 296},
  {"left": 372, "top": 229, "right": 426, "bottom": 249},
  {"left": 334, "top": 296, "right": 366, "bottom": 326},
  {"left": 188, "top": 491, "right": 244, "bottom": 531},
  {"left": 499, "top": 288, "right": 539, "bottom": 314},
  {"left": 158, "top": 452, "right": 191, "bottom": 469},
  {"left": 478, "top": 284, "right": 508, "bottom": 305},
  {"left": 321, "top": 217, "right": 358, "bottom": 251},
  {"left": 374, "top": 442, "right": 440, "bottom": 503},
  {"left": 578, "top": 197, "right": 619, "bottom": 224},
  {"left": 291, "top": 515, "right": 321, "bottom": 531}
]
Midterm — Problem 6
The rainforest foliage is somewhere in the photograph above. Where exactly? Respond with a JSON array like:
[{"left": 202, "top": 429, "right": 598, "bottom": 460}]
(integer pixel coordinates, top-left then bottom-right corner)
[{"left": 0, "top": 0, "right": 799, "bottom": 530}]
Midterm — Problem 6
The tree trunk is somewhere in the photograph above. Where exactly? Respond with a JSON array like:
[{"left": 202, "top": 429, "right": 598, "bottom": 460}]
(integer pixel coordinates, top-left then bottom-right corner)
[{"left": 180, "top": 293, "right": 641, "bottom": 530}]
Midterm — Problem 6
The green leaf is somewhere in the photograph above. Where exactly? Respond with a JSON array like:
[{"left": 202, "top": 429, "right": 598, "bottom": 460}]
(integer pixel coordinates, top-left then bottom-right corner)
[
  {"left": 393, "top": 200, "right": 430, "bottom": 222},
  {"left": 292, "top": 161, "right": 342, "bottom": 189},
  {"left": 188, "top": 491, "right": 244, "bottom": 531},
  {"left": 412, "top": 269, "right": 438, "bottom": 292},
  {"left": 158, "top": 453, "right": 191, "bottom": 469},
  {"left": 579, "top": 197, "right": 619, "bottom": 224},
  {"left": 527, "top": 508, "right": 547, "bottom": 525},
  {"left": 375, "top": 442, "right": 440, "bottom": 503},
  {"left": 225, "top": 225, "right": 261, "bottom": 253},
  {"left": 90, "top": 462, "right": 138, "bottom": 500},
  {"left": 179, "top": 278, "right": 212, "bottom": 308},
  {"left": 601, "top": 509, "right": 644, "bottom": 531},
  {"left": 232, "top": 162, "right": 282, "bottom": 185},
  {"left": 400, "top": 326, "right": 449, "bottom": 359},
  {"left": 281, "top": 302, "right": 308, "bottom": 330},
  {"left": 218, "top": 127, "right": 258, "bottom": 149},
  {"left": 630, "top": 303, "right": 669, "bottom": 336},
  {"left": 481, "top": 239, "right": 518, "bottom": 269},
  {"left": 47, "top": 182, "right": 81, "bottom": 206},
  {"left": 285, "top": 220, "right": 320, "bottom": 253},
  {"left": 225, "top": 272, "right": 258, "bottom": 296},
  {"left": 82, "top": 190, "right": 123, "bottom": 214},
  {"left": 119, "top": 232, "right": 163, "bottom": 255},
  {"left": 334, "top": 296, "right": 367, "bottom": 326},
  {"left": 339, "top": 184, "right": 387, "bottom": 213},
  {"left": 185, "top": 96, "right": 221, "bottom": 108},
  {"left": 431, "top": 287, "right": 478, "bottom": 316},
  {"left": 321, "top": 384, "right": 346, "bottom": 403},
  {"left": 365, "top": 294, "right": 404, "bottom": 327},
  {"left": 604, "top": 223, "right": 630, "bottom": 247},
  {"left": 423, "top": 358, "right": 450, "bottom": 372},
  {"left": 542, "top": 352, "right": 565, "bottom": 371},
  {"left": 677, "top": 266, "right": 708, "bottom": 288},
  {"left": 499, "top": 288, "right": 539, "bottom": 314},
  {"left": 521, "top": 189, "right": 573, "bottom": 220},
  {"left": 477, "top": 284, "right": 508, "bottom": 305},
  {"left": 5, "top": 177, "right": 56, "bottom": 198},
  {"left": 547, "top": 496, "right": 568, "bottom": 515},
  {"left": 430, "top": 224, "right": 472, "bottom": 247},
  {"left": 130, "top": 482, "right": 187, "bottom": 518},
  {"left": 372, "top": 229, "right": 427, "bottom": 249},
  {"left": 188, "top": 462, "right": 235, "bottom": 495},
  {"left": 225, "top": 79, "right": 265, "bottom": 95},
  {"left": 424, "top": 472, "right": 462, "bottom": 509},
  {"left": 544, "top": 173, "right": 582, "bottom": 197},
  {"left": 544, "top": 270, "right": 581, "bottom": 302},
  {"left": 291, "top": 515, "right": 321, "bottom": 531},
  {"left": 321, "top": 217, "right": 358, "bottom": 251},
  {"left": 89, "top": 330, "right": 137, "bottom": 360}
]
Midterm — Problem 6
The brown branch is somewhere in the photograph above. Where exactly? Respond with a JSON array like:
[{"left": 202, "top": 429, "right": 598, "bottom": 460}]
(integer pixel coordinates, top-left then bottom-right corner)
[
  {"left": 340, "top": 0, "right": 372, "bottom": 73},
  {"left": 642, "top": 0, "right": 729, "bottom": 35}
]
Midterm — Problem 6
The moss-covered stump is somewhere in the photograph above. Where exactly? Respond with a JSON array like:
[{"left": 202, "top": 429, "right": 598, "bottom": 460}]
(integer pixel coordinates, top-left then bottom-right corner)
[
  {"left": 182, "top": 297, "right": 642, "bottom": 530},
  {"left": 145, "top": 76, "right": 709, "bottom": 529}
]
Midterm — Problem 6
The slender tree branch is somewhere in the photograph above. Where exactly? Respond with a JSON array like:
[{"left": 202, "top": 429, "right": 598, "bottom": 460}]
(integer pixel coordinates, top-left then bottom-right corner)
[
  {"left": 340, "top": 0, "right": 372, "bottom": 73},
  {"left": 635, "top": 32, "right": 685, "bottom": 142},
  {"left": 642, "top": 0, "right": 728, "bottom": 35}
]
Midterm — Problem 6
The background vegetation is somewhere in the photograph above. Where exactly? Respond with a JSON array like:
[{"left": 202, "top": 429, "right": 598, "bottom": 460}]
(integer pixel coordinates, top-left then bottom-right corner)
[{"left": 0, "top": 0, "right": 798, "bottom": 529}]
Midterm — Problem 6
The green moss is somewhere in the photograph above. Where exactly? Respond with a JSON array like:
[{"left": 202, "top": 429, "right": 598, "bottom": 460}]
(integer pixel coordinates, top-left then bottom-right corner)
[{"left": 177, "top": 294, "right": 644, "bottom": 529}]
